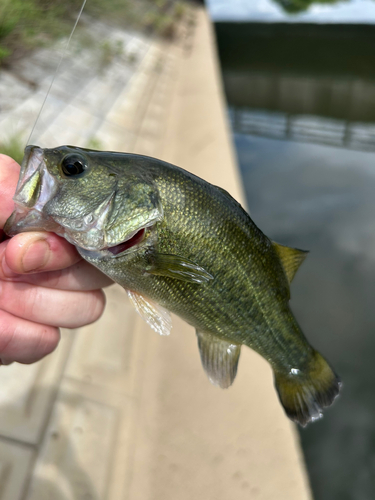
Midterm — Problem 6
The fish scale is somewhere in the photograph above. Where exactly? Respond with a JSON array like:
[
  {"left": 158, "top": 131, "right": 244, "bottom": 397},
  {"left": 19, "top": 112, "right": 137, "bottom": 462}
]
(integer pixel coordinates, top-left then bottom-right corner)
[{"left": 5, "top": 145, "right": 341, "bottom": 426}]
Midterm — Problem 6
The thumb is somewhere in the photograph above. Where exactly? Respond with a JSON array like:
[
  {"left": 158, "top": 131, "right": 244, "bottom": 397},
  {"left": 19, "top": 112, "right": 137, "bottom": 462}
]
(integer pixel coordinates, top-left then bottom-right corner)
[{"left": 0, "top": 154, "right": 20, "bottom": 229}]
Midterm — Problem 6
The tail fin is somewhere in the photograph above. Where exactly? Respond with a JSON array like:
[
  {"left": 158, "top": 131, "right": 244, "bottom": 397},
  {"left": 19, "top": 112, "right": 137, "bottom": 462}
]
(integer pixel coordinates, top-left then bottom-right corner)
[{"left": 274, "top": 351, "right": 341, "bottom": 427}]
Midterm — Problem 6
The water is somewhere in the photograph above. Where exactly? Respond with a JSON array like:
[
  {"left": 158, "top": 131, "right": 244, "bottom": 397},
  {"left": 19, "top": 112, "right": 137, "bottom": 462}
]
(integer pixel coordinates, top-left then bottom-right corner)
[
  {"left": 208, "top": 0, "right": 375, "bottom": 23},
  {"left": 214, "top": 5, "right": 375, "bottom": 499}
]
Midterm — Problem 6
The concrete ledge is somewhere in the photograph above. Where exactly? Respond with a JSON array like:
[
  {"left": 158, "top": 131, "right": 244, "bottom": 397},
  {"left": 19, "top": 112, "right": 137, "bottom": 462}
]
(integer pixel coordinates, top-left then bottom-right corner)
[
  {"left": 124, "top": 8, "right": 312, "bottom": 500},
  {"left": 0, "top": 6, "right": 312, "bottom": 500}
]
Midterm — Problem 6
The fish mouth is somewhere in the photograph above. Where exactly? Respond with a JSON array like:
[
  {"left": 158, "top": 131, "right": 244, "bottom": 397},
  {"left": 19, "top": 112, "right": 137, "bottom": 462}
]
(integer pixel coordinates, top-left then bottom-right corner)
[
  {"left": 77, "top": 225, "right": 152, "bottom": 261},
  {"left": 4, "top": 146, "right": 59, "bottom": 236},
  {"left": 106, "top": 227, "right": 146, "bottom": 255}
]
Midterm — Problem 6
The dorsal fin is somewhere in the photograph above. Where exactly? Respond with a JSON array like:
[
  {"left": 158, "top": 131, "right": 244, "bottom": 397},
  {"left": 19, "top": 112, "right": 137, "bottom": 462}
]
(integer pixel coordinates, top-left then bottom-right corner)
[
  {"left": 272, "top": 242, "right": 309, "bottom": 284},
  {"left": 196, "top": 331, "right": 241, "bottom": 389}
]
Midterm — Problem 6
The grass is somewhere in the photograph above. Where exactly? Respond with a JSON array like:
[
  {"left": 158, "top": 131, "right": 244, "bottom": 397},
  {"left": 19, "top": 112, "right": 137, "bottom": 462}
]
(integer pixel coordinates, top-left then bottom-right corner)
[
  {"left": 0, "top": 135, "right": 106, "bottom": 163},
  {"left": 273, "top": 0, "right": 342, "bottom": 14},
  {"left": 0, "top": 0, "right": 193, "bottom": 67},
  {"left": 0, "top": 135, "right": 25, "bottom": 164},
  {"left": 0, "top": 0, "right": 79, "bottom": 66},
  {"left": 97, "top": 38, "right": 124, "bottom": 69},
  {"left": 85, "top": 136, "right": 104, "bottom": 150}
]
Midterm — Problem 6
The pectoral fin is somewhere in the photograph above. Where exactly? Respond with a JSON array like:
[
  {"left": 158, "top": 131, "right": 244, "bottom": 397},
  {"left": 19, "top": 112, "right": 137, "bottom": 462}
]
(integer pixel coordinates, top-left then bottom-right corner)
[
  {"left": 272, "top": 242, "right": 309, "bottom": 284},
  {"left": 196, "top": 331, "right": 241, "bottom": 389},
  {"left": 127, "top": 290, "right": 172, "bottom": 336},
  {"left": 146, "top": 253, "right": 213, "bottom": 284}
]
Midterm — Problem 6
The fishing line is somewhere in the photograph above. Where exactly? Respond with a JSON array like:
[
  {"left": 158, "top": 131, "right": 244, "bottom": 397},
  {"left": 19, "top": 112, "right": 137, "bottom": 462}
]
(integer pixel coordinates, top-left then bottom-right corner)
[{"left": 26, "top": 0, "right": 88, "bottom": 145}]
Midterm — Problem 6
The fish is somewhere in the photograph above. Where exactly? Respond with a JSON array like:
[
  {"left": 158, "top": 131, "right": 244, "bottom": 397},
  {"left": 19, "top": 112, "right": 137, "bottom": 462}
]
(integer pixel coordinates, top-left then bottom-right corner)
[{"left": 4, "top": 144, "right": 341, "bottom": 426}]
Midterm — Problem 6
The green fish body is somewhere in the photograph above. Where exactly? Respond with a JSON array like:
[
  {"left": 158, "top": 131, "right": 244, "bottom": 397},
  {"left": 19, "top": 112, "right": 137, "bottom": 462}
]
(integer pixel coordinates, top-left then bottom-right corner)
[{"left": 5, "top": 145, "right": 341, "bottom": 426}]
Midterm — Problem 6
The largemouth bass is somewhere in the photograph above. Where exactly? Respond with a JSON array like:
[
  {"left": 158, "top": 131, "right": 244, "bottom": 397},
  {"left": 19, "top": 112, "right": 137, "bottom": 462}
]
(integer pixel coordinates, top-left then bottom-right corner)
[{"left": 5, "top": 145, "right": 341, "bottom": 426}]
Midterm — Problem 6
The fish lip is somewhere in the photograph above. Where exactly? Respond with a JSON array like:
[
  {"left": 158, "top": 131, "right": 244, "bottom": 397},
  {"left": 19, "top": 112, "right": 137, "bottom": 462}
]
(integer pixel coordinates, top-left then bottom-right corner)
[
  {"left": 4, "top": 206, "right": 59, "bottom": 236},
  {"left": 19, "top": 145, "right": 42, "bottom": 178},
  {"left": 4, "top": 146, "right": 59, "bottom": 236}
]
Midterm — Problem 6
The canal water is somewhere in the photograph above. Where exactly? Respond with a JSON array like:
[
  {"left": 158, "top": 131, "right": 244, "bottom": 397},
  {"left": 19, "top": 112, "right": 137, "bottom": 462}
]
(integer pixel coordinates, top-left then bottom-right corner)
[{"left": 214, "top": 3, "right": 375, "bottom": 500}]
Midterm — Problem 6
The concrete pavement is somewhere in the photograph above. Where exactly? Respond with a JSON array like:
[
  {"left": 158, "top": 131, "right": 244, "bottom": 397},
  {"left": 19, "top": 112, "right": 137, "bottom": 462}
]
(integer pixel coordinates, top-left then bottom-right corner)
[{"left": 0, "top": 7, "right": 312, "bottom": 500}]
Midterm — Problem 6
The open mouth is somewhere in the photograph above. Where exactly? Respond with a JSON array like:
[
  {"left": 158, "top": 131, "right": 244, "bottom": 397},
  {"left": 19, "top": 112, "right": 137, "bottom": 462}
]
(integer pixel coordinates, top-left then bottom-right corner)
[{"left": 107, "top": 227, "right": 146, "bottom": 255}]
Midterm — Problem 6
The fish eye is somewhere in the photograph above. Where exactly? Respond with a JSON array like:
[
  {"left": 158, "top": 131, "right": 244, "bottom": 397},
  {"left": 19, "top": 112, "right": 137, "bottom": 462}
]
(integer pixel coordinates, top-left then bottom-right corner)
[{"left": 61, "top": 154, "right": 88, "bottom": 177}]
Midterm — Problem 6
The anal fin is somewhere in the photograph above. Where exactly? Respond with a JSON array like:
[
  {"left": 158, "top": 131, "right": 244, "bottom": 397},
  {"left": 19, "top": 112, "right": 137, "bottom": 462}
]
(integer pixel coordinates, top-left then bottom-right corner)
[
  {"left": 196, "top": 331, "right": 241, "bottom": 389},
  {"left": 127, "top": 290, "right": 172, "bottom": 336}
]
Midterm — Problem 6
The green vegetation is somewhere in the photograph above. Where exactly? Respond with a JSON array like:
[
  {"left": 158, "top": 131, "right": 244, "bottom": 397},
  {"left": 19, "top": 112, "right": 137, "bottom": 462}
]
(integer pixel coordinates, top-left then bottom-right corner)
[
  {"left": 0, "top": 0, "right": 79, "bottom": 66},
  {"left": 0, "top": 135, "right": 106, "bottom": 163},
  {"left": 0, "top": 135, "right": 25, "bottom": 164},
  {"left": 85, "top": 136, "right": 104, "bottom": 150},
  {"left": 97, "top": 39, "right": 124, "bottom": 69},
  {"left": 0, "top": 0, "right": 192, "bottom": 67},
  {"left": 273, "top": 0, "right": 343, "bottom": 14}
]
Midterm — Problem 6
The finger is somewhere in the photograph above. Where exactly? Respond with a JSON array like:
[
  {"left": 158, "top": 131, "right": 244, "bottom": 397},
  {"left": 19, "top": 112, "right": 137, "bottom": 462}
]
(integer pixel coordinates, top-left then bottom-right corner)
[
  {"left": 0, "top": 309, "right": 60, "bottom": 364},
  {"left": 1, "top": 255, "right": 113, "bottom": 290},
  {"left": 4, "top": 231, "right": 81, "bottom": 274},
  {"left": 0, "top": 281, "right": 106, "bottom": 328},
  {"left": 0, "top": 154, "right": 20, "bottom": 228}
]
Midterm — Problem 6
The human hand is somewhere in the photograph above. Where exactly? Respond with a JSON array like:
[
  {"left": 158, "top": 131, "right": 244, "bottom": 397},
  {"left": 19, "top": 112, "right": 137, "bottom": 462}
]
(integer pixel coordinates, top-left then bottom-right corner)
[{"left": 0, "top": 154, "right": 113, "bottom": 365}]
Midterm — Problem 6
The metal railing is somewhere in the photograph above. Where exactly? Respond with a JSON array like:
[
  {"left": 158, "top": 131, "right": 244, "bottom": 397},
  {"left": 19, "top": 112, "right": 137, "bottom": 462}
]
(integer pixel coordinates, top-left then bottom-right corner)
[{"left": 229, "top": 107, "right": 375, "bottom": 151}]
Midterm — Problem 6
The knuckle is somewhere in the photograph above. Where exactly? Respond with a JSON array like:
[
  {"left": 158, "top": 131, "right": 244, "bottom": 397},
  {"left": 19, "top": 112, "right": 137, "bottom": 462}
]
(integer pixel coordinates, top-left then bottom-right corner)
[
  {"left": 43, "top": 269, "right": 64, "bottom": 289},
  {"left": 0, "top": 281, "right": 28, "bottom": 317},
  {"left": 25, "top": 285, "right": 43, "bottom": 321},
  {"left": 0, "top": 319, "right": 15, "bottom": 355},
  {"left": 79, "top": 290, "right": 106, "bottom": 326},
  {"left": 31, "top": 327, "right": 60, "bottom": 361}
]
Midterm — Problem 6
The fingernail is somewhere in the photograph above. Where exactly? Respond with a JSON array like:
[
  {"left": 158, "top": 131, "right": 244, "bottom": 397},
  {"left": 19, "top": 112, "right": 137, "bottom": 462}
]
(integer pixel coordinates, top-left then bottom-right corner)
[
  {"left": 0, "top": 243, "right": 16, "bottom": 279},
  {"left": 21, "top": 238, "right": 50, "bottom": 272}
]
